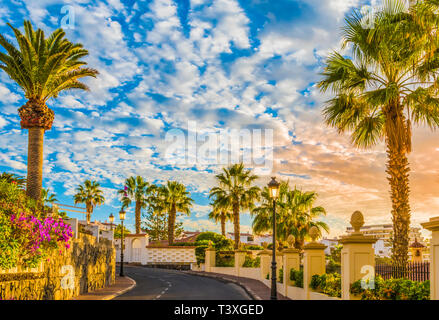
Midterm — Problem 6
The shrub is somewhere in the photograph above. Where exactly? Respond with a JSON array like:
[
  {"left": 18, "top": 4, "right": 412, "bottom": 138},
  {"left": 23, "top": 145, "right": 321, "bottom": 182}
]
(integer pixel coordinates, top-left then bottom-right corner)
[
  {"left": 0, "top": 180, "right": 73, "bottom": 269},
  {"left": 169, "top": 242, "right": 196, "bottom": 247},
  {"left": 350, "top": 277, "right": 430, "bottom": 300},
  {"left": 196, "top": 232, "right": 222, "bottom": 243},
  {"left": 195, "top": 232, "right": 233, "bottom": 251},
  {"left": 246, "top": 245, "right": 264, "bottom": 250},
  {"left": 216, "top": 251, "right": 235, "bottom": 267},
  {"left": 195, "top": 245, "right": 208, "bottom": 265},
  {"left": 242, "top": 255, "right": 260, "bottom": 268},
  {"left": 310, "top": 273, "right": 341, "bottom": 298},
  {"left": 326, "top": 259, "right": 341, "bottom": 274},
  {"left": 290, "top": 268, "right": 304, "bottom": 288},
  {"left": 195, "top": 239, "right": 210, "bottom": 246},
  {"left": 278, "top": 268, "right": 283, "bottom": 283}
]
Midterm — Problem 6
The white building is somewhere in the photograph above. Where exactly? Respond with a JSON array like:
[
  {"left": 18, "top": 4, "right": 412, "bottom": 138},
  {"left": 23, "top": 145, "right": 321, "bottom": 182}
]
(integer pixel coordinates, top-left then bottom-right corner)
[
  {"left": 226, "top": 232, "right": 255, "bottom": 245},
  {"left": 115, "top": 233, "right": 197, "bottom": 266},
  {"left": 345, "top": 223, "right": 428, "bottom": 258},
  {"left": 226, "top": 232, "right": 273, "bottom": 246}
]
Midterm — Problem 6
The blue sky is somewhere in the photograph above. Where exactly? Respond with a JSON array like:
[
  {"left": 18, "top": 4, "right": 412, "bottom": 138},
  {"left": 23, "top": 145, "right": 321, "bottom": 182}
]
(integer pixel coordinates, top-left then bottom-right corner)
[{"left": 1, "top": 0, "right": 437, "bottom": 237}]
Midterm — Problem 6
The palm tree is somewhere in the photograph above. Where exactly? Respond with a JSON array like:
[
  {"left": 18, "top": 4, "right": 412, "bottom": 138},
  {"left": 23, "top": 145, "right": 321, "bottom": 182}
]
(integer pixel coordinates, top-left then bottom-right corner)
[
  {"left": 0, "top": 172, "right": 26, "bottom": 189},
  {"left": 210, "top": 163, "right": 260, "bottom": 249},
  {"left": 118, "top": 176, "right": 150, "bottom": 234},
  {"left": 160, "top": 181, "right": 193, "bottom": 245},
  {"left": 41, "top": 188, "right": 57, "bottom": 204},
  {"left": 252, "top": 182, "right": 328, "bottom": 250},
  {"left": 0, "top": 21, "right": 98, "bottom": 200},
  {"left": 74, "top": 180, "right": 105, "bottom": 224},
  {"left": 208, "top": 197, "right": 233, "bottom": 236},
  {"left": 317, "top": 1, "right": 439, "bottom": 265}
]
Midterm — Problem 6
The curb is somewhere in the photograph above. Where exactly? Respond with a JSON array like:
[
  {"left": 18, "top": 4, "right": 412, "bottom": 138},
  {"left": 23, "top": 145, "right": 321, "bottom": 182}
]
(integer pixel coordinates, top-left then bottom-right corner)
[
  {"left": 104, "top": 276, "right": 136, "bottom": 300},
  {"left": 183, "top": 271, "right": 262, "bottom": 300}
]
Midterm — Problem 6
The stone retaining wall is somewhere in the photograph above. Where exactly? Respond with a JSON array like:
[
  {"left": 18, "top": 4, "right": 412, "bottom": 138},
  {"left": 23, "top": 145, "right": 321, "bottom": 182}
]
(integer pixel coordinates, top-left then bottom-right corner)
[{"left": 0, "top": 233, "right": 115, "bottom": 300}]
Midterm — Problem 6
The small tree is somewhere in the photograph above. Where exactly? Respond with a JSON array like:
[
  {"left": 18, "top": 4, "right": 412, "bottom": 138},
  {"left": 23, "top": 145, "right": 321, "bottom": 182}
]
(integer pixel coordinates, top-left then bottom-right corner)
[
  {"left": 114, "top": 224, "right": 131, "bottom": 239},
  {"left": 142, "top": 210, "right": 184, "bottom": 241}
]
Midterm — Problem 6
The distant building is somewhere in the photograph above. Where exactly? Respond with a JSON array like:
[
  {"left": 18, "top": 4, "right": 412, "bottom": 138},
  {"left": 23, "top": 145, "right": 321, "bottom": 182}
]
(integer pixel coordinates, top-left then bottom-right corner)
[
  {"left": 253, "top": 234, "right": 272, "bottom": 246},
  {"left": 345, "top": 223, "right": 428, "bottom": 259},
  {"left": 226, "top": 232, "right": 255, "bottom": 245}
]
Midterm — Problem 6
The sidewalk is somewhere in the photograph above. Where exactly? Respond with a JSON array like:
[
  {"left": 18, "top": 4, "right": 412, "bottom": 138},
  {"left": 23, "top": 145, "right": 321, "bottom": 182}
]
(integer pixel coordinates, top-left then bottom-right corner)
[
  {"left": 72, "top": 276, "right": 136, "bottom": 300},
  {"left": 184, "top": 271, "right": 290, "bottom": 300}
]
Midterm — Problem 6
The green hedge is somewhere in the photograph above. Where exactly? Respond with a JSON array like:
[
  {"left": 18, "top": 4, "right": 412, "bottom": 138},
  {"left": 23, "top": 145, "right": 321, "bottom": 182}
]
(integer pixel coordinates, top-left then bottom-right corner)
[
  {"left": 216, "top": 251, "right": 235, "bottom": 267},
  {"left": 350, "top": 276, "right": 430, "bottom": 300},
  {"left": 242, "top": 255, "right": 260, "bottom": 268},
  {"left": 310, "top": 273, "right": 341, "bottom": 298},
  {"left": 278, "top": 268, "right": 283, "bottom": 283},
  {"left": 290, "top": 268, "right": 303, "bottom": 288},
  {"left": 169, "top": 242, "right": 196, "bottom": 247}
]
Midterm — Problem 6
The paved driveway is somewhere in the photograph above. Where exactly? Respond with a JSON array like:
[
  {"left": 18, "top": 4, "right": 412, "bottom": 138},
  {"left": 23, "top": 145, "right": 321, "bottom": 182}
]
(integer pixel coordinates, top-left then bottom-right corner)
[{"left": 114, "top": 266, "right": 252, "bottom": 300}]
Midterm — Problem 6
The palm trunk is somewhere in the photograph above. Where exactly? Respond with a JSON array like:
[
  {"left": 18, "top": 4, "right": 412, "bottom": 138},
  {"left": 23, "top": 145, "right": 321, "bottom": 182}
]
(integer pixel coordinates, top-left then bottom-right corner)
[
  {"left": 387, "top": 141, "right": 411, "bottom": 266},
  {"left": 233, "top": 203, "right": 240, "bottom": 249},
  {"left": 220, "top": 212, "right": 226, "bottom": 237},
  {"left": 168, "top": 204, "right": 176, "bottom": 245},
  {"left": 135, "top": 201, "right": 141, "bottom": 234},
  {"left": 294, "top": 239, "right": 304, "bottom": 251},
  {"left": 86, "top": 203, "right": 92, "bottom": 224},
  {"left": 26, "top": 127, "right": 44, "bottom": 200}
]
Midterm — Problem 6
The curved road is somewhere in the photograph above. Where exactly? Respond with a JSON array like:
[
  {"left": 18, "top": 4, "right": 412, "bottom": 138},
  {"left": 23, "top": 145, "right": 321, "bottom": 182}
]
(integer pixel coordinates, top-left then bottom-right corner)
[{"left": 115, "top": 266, "right": 251, "bottom": 300}]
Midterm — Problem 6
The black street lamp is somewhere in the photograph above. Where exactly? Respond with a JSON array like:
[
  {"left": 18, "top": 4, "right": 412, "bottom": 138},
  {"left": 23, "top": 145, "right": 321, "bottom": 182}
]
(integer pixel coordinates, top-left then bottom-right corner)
[
  {"left": 119, "top": 209, "right": 126, "bottom": 277},
  {"left": 268, "top": 176, "right": 280, "bottom": 300}
]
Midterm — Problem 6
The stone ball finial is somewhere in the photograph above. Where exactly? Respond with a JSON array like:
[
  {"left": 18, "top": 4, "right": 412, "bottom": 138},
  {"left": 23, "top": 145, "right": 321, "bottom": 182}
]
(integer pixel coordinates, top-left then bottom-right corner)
[
  {"left": 309, "top": 226, "right": 319, "bottom": 242},
  {"left": 350, "top": 211, "right": 365, "bottom": 233},
  {"left": 262, "top": 242, "right": 268, "bottom": 249},
  {"left": 287, "top": 235, "right": 295, "bottom": 248}
]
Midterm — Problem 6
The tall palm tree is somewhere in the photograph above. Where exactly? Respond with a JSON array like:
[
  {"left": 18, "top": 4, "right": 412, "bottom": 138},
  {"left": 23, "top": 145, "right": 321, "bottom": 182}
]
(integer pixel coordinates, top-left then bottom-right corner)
[
  {"left": 210, "top": 163, "right": 260, "bottom": 249},
  {"left": 317, "top": 1, "right": 439, "bottom": 265},
  {"left": 41, "top": 187, "right": 57, "bottom": 204},
  {"left": 74, "top": 180, "right": 105, "bottom": 224},
  {"left": 208, "top": 197, "right": 233, "bottom": 237},
  {"left": 0, "top": 21, "right": 98, "bottom": 200},
  {"left": 252, "top": 182, "right": 328, "bottom": 250},
  {"left": 118, "top": 176, "right": 150, "bottom": 234},
  {"left": 161, "top": 181, "right": 193, "bottom": 245}
]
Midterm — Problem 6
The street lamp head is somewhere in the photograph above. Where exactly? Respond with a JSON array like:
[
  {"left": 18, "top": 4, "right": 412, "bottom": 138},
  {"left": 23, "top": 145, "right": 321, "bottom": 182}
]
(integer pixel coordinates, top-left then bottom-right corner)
[
  {"left": 119, "top": 209, "right": 126, "bottom": 221},
  {"left": 268, "top": 177, "right": 280, "bottom": 199},
  {"left": 109, "top": 213, "right": 114, "bottom": 224}
]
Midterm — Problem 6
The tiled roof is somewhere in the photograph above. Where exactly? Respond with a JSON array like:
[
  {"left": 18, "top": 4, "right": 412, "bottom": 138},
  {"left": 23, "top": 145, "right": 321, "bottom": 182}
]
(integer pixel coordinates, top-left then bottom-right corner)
[{"left": 410, "top": 238, "right": 425, "bottom": 248}]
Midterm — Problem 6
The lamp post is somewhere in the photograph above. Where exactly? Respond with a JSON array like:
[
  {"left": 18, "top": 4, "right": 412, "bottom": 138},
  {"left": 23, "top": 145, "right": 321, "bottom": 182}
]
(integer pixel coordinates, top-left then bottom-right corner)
[
  {"left": 268, "top": 176, "right": 280, "bottom": 300},
  {"left": 119, "top": 209, "right": 126, "bottom": 277}
]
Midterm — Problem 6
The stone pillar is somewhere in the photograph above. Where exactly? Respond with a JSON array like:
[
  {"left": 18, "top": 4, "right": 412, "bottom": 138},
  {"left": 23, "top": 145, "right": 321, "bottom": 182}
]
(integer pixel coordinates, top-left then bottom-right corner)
[
  {"left": 339, "top": 211, "right": 377, "bottom": 300},
  {"left": 277, "top": 252, "right": 283, "bottom": 280},
  {"left": 421, "top": 217, "right": 439, "bottom": 300},
  {"left": 283, "top": 248, "right": 301, "bottom": 287},
  {"left": 303, "top": 226, "right": 327, "bottom": 300},
  {"left": 205, "top": 247, "right": 216, "bottom": 273},
  {"left": 235, "top": 250, "right": 247, "bottom": 277},
  {"left": 259, "top": 250, "right": 271, "bottom": 280}
]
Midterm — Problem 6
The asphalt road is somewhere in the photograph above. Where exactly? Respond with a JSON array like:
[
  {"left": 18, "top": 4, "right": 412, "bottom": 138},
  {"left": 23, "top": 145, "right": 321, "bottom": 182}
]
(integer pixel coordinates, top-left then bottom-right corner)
[{"left": 114, "top": 266, "right": 251, "bottom": 300}]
